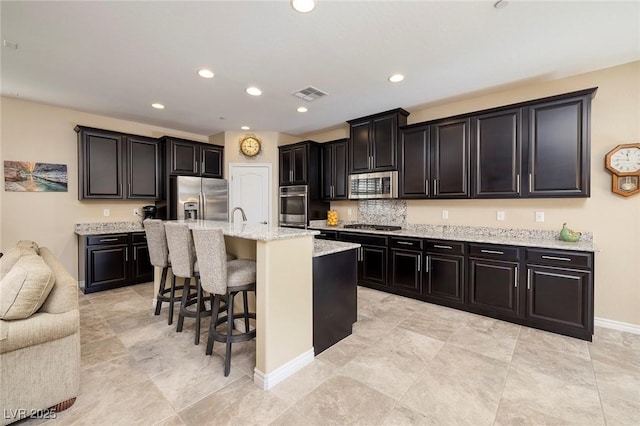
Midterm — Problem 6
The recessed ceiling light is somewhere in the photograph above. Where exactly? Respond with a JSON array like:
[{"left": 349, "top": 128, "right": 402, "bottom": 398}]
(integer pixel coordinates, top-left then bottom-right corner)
[
  {"left": 291, "top": 0, "right": 315, "bottom": 13},
  {"left": 197, "top": 69, "right": 214, "bottom": 78},
  {"left": 246, "top": 86, "right": 262, "bottom": 96},
  {"left": 494, "top": 0, "right": 509, "bottom": 9},
  {"left": 389, "top": 74, "right": 405, "bottom": 83},
  {"left": 151, "top": 103, "right": 165, "bottom": 109},
  {"left": 241, "top": 126, "right": 250, "bottom": 130},
  {"left": 297, "top": 106, "right": 308, "bottom": 113}
]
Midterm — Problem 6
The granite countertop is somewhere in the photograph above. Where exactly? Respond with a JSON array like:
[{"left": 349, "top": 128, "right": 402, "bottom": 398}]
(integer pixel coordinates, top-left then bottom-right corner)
[
  {"left": 308, "top": 221, "right": 597, "bottom": 252},
  {"left": 313, "top": 240, "right": 360, "bottom": 257},
  {"left": 75, "top": 221, "right": 144, "bottom": 235}
]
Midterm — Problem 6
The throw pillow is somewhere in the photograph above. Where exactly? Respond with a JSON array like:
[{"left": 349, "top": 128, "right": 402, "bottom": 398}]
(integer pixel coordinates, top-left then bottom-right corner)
[
  {"left": 0, "top": 253, "right": 55, "bottom": 320},
  {"left": 0, "top": 246, "right": 39, "bottom": 279},
  {"left": 16, "top": 240, "right": 40, "bottom": 253}
]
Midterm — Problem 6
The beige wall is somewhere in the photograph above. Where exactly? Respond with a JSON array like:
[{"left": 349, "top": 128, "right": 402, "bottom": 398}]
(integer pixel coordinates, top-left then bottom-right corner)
[
  {"left": 0, "top": 98, "right": 209, "bottom": 275},
  {"left": 307, "top": 61, "right": 640, "bottom": 327}
]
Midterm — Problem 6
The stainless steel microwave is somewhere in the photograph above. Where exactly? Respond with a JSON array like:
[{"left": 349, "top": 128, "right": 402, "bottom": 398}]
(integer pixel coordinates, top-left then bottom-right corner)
[{"left": 348, "top": 171, "right": 399, "bottom": 199}]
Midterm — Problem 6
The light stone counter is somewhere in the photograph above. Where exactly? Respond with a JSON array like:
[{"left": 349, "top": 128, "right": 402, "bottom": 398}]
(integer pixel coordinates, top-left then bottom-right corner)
[
  {"left": 74, "top": 221, "right": 144, "bottom": 235},
  {"left": 308, "top": 221, "right": 597, "bottom": 252},
  {"left": 178, "top": 219, "right": 319, "bottom": 241},
  {"left": 313, "top": 240, "right": 360, "bottom": 257}
]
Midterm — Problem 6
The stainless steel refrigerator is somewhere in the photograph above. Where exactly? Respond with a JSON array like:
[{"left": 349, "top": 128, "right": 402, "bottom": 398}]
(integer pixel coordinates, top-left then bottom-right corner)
[{"left": 170, "top": 176, "right": 228, "bottom": 221}]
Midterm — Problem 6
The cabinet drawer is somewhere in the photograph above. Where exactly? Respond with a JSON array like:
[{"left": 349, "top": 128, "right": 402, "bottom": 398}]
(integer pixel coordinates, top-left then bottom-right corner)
[
  {"left": 313, "top": 230, "right": 338, "bottom": 240},
  {"left": 526, "top": 248, "right": 592, "bottom": 269},
  {"left": 86, "top": 234, "right": 129, "bottom": 246},
  {"left": 469, "top": 243, "right": 520, "bottom": 261},
  {"left": 131, "top": 232, "right": 147, "bottom": 243},
  {"left": 339, "top": 232, "right": 388, "bottom": 247},
  {"left": 425, "top": 240, "right": 465, "bottom": 255},
  {"left": 389, "top": 237, "right": 423, "bottom": 250}
]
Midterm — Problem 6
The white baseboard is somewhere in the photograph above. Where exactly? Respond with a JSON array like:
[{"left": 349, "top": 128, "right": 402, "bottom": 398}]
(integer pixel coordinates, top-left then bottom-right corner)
[
  {"left": 595, "top": 317, "right": 640, "bottom": 335},
  {"left": 253, "top": 348, "right": 314, "bottom": 390}
]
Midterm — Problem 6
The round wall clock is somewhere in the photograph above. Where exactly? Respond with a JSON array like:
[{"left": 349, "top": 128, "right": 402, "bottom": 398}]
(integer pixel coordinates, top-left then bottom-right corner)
[{"left": 239, "top": 134, "right": 261, "bottom": 157}]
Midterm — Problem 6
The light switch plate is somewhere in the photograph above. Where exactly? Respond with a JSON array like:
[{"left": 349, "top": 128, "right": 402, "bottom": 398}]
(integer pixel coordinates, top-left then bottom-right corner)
[
  {"left": 103, "top": 208, "right": 110, "bottom": 217},
  {"left": 535, "top": 211, "right": 545, "bottom": 222},
  {"left": 347, "top": 208, "right": 352, "bottom": 216},
  {"left": 497, "top": 211, "right": 505, "bottom": 221},
  {"left": 442, "top": 210, "right": 449, "bottom": 219}
]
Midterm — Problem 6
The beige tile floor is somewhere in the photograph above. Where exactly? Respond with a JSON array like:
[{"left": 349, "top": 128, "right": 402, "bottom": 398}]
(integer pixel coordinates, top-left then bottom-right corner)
[{"left": 18, "top": 282, "right": 640, "bottom": 426}]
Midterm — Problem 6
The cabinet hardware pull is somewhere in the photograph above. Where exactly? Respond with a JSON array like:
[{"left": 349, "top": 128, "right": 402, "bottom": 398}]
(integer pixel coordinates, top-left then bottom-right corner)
[
  {"left": 481, "top": 249, "right": 504, "bottom": 255},
  {"left": 541, "top": 255, "right": 572, "bottom": 262},
  {"left": 527, "top": 269, "right": 531, "bottom": 290},
  {"left": 433, "top": 244, "right": 452, "bottom": 249},
  {"left": 433, "top": 179, "right": 437, "bottom": 195},
  {"left": 125, "top": 248, "right": 129, "bottom": 262},
  {"left": 134, "top": 250, "right": 137, "bottom": 261},
  {"left": 417, "top": 254, "right": 421, "bottom": 272},
  {"left": 397, "top": 241, "right": 413, "bottom": 245},
  {"left": 120, "top": 183, "right": 123, "bottom": 195},
  {"left": 99, "top": 238, "right": 118, "bottom": 242},
  {"left": 529, "top": 173, "right": 533, "bottom": 193},
  {"left": 516, "top": 174, "right": 520, "bottom": 194},
  {"left": 425, "top": 255, "right": 430, "bottom": 273},
  {"left": 128, "top": 183, "right": 131, "bottom": 196},
  {"left": 425, "top": 180, "right": 429, "bottom": 196},
  {"left": 514, "top": 266, "right": 518, "bottom": 288}
]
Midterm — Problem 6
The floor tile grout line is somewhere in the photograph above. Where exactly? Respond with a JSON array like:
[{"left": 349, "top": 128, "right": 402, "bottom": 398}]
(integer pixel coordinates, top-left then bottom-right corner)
[{"left": 490, "top": 325, "right": 522, "bottom": 426}]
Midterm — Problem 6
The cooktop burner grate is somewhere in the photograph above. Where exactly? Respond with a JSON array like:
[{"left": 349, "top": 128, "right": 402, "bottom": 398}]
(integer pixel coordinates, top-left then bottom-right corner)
[{"left": 343, "top": 223, "right": 402, "bottom": 231}]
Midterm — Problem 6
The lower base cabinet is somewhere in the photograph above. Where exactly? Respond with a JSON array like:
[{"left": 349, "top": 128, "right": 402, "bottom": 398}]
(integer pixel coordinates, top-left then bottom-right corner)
[
  {"left": 79, "top": 232, "right": 152, "bottom": 294},
  {"left": 424, "top": 241, "right": 466, "bottom": 306}
]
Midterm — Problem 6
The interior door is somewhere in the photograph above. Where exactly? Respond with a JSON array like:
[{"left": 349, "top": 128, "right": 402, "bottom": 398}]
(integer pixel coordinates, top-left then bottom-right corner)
[{"left": 229, "top": 164, "right": 272, "bottom": 225}]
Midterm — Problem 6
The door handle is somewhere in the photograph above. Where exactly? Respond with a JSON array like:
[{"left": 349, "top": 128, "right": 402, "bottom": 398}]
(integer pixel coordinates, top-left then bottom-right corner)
[
  {"left": 417, "top": 254, "right": 421, "bottom": 272},
  {"left": 260, "top": 221, "right": 268, "bottom": 224},
  {"left": 134, "top": 249, "right": 137, "bottom": 261},
  {"left": 433, "top": 179, "right": 437, "bottom": 196},
  {"left": 125, "top": 248, "right": 129, "bottom": 262},
  {"left": 541, "top": 255, "right": 571, "bottom": 262},
  {"left": 514, "top": 266, "right": 518, "bottom": 288},
  {"left": 99, "top": 238, "right": 118, "bottom": 243},
  {"left": 527, "top": 268, "right": 532, "bottom": 290},
  {"left": 425, "top": 180, "right": 429, "bottom": 196},
  {"left": 425, "top": 255, "right": 430, "bottom": 273},
  {"left": 433, "top": 244, "right": 452, "bottom": 250},
  {"left": 481, "top": 249, "right": 504, "bottom": 255},
  {"left": 529, "top": 173, "right": 533, "bottom": 193},
  {"left": 397, "top": 241, "right": 413, "bottom": 246},
  {"left": 516, "top": 174, "right": 521, "bottom": 194}
]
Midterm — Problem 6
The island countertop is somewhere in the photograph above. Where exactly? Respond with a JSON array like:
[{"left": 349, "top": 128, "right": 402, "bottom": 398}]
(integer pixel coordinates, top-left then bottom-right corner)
[{"left": 313, "top": 240, "right": 360, "bottom": 257}]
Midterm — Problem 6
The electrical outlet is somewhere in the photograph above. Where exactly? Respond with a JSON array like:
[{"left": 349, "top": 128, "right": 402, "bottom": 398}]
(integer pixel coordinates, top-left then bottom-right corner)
[
  {"left": 347, "top": 208, "right": 352, "bottom": 216},
  {"left": 496, "top": 211, "right": 505, "bottom": 221},
  {"left": 133, "top": 208, "right": 139, "bottom": 216},
  {"left": 442, "top": 210, "right": 449, "bottom": 219},
  {"left": 103, "top": 208, "right": 110, "bottom": 217},
  {"left": 535, "top": 211, "right": 545, "bottom": 222}
]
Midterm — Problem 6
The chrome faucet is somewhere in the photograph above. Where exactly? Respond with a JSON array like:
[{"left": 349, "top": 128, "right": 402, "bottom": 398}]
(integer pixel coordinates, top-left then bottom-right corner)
[{"left": 230, "top": 207, "right": 247, "bottom": 223}]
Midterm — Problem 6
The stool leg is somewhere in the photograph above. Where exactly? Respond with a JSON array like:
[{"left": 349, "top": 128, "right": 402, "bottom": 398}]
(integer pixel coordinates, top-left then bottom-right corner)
[
  {"left": 155, "top": 267, "right": 168, "bottom": 316},
  {"left": 195, "top": 279, "right": 202, "bottom": 345},
  {"left": 177, "top": 278, "right": 191, "bottom": 332},
  {"left": 224, "top": 291, "right": 235, "bottom": 377},
  {"left": 168, "top": 274, "right": 177, "bottom": 326},
  {"left": 243, "top": 290, "right": 250, "bottom": 333},
  {"left": 206, "top": 294, "right": 222, "bottom": 356}
]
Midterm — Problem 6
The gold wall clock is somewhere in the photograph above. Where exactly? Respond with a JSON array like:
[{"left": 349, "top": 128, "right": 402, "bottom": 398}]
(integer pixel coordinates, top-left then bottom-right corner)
[
  {"left": 239, "top": 134, "right": 262, "bottom": 157},
  {"left": 605, "top": 143, "right": 640, "bottom": 197}
]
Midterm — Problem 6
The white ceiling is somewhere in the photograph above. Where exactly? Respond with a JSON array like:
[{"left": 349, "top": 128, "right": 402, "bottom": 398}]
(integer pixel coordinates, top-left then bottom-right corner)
[{"left": 1, "top": 1, "right": 639, "bottom": 137}]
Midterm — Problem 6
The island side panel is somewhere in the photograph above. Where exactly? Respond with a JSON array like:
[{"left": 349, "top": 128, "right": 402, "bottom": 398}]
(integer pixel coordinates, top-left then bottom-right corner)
[{"left": 255, "top": 236, "right": 314, "bottom": 376}]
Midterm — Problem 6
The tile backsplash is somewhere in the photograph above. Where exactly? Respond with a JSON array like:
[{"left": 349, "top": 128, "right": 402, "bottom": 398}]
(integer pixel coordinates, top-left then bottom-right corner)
[{"left": 357, "top": 199, "right": 407, "bottom": 226}]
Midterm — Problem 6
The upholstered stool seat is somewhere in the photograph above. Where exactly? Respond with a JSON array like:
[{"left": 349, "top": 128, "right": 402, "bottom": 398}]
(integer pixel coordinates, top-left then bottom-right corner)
[
  {"left": 192, "top": 228, "right": 256, "bottom": 376},
  {"left": 144, "top": 219, "right": 182, "bottom": 325}
]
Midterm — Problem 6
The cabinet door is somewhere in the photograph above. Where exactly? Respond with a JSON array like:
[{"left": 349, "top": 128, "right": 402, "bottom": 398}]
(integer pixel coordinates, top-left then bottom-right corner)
[
  {"left": 526, "top": 96, "right": 590, "bottom": 197},
  {"left": 371, "top": 115, "right": 397, "bottom": 170},
  {"left": 361, "top": 245, "right": 388, "bottom": 287},
  {"left": 399, "top": 126, "right": 430, "bottom": 198},
  {"left": 425, "top": 253, "right": 464, "bottom": 304},
  {"left": 468, "top": 258, "right": 520, "bottom": 317},
  {"left": 473, "top": 109, "right": 522, "bottom": 198},
  {"left": 431, "top": 119, "right": 470, "bottom": 198},
  {"left": 390, "top": 249, "right": 422, "bottom": 296},
  {"left": 526, "top": 265, "right": 592, "bottom": 335},
  {"left": 131, "top": 243, "right": 153, "bottom": 282},
  {"left": 350, "top": 121, "right": 371, "bottom": 173},
  {"left": 86, "top": 244, "right": 129, "bottom": 290},
  {"left": 170, "top": 140, "right": 198, "bottom": 175},
  {"left": 279, "top": 148, "right": 293, "bottom": 185},
  {"left": 79, "top": 128, "right": 123, "bottom": 199},
  {"left": 127, "top": 136, "right": 161, "bottom": 199},
  {"left": 321, "top": 144, "right": 333, "bottom": 199},
  {"left": 292, "top": 145, "right": 307, "bottom": 184},
  {"left": 333, "top": 140, "right": 349, "bottom": 199},
  {"left": 201, "top": 145, "right": 222, "bottom": 178}
]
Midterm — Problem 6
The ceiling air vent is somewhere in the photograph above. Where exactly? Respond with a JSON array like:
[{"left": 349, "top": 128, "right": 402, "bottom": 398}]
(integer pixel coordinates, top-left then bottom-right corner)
[{"left": 291, "top": 86, "right": 328, "bottom": 102}]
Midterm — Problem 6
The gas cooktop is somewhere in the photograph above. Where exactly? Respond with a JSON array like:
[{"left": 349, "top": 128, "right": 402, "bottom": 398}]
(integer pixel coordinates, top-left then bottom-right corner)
[{"left": 343, "top": 223, "right": 402, "bottom": 231}]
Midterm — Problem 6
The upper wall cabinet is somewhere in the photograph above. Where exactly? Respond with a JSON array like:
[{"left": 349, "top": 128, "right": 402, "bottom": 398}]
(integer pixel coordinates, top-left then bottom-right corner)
[
  {"left": 348, "top": 108, "right": 409, "bottom": 174},
  {"left": 162, "top": 137, "right": 223, "bottom": 178},
  {"left": 321, "top": 139, "right": 349, "bottom": 200},
  {"left": 76, "top": 126, "right": 162, "bottom": 200}
]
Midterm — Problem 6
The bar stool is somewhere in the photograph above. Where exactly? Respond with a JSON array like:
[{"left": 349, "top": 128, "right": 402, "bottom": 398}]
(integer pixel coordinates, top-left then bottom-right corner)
[
  {"left": 192, "top": 227, "right": 256, "bottom": 376},
  {"left": 143, "top": 219, "right": 181, "bottom": 325}
]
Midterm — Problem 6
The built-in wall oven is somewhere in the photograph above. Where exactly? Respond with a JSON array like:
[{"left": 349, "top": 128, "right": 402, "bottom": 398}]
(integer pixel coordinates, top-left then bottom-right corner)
[{"left": 279, "top": 185, "right": 308, "bottom": 228}]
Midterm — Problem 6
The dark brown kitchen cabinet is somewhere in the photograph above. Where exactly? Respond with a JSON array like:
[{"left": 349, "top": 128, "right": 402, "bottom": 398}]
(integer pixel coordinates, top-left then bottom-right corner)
[
  {"left": 79, "top": 232, "right": 153, "bottom": 294},
  {"left": 76, "top": 126, "right": 162, "bottom": 200},
  {"left": 525, "top": 93, "right": 592, "bottom": 197},
  {"left": 348, "top": 109, "right": 409, "bottom": 174},
  {"left": 430, "top": 118, "right": 471, "bottom": 198},
  {"left": 339, "top": 232, "right": 388, "bottom": 290},
  {"left": 424, "top": 241, "right": 466, "bottom": 306},
  {"left": 280, "top": 143, "right": 308, "bottom": 185},
  {"left": 389, "top": 237, "right": 424, "bottom": 297},
  {"left": 163, "top": 137, "right": 223, "bottom": 178},
  {"left": 525, "top": 248, "right": 593, "bottom": 339},
  {"left": 321, "top": 139, "right": 349, "bottom": 200},
  {"left": 398, "top": 125, "right": 430, "bottom": 198},
  {"left": 472, "top": 108, "right": 523, "bottom": 198},
  {"left": 467, "top": 243, "right": 522, "bottom": 319}
]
